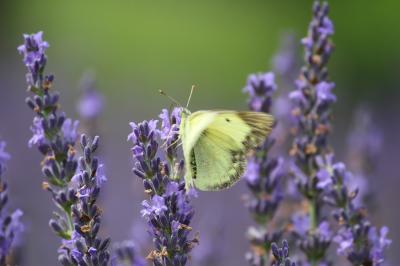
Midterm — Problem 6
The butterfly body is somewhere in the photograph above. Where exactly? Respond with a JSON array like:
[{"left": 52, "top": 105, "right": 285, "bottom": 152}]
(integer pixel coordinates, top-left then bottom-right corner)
[{"left": 180, "top": 109, "right": 274, "bottom": 191}]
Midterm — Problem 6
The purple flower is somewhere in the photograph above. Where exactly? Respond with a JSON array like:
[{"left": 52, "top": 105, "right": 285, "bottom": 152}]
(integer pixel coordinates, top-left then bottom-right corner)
[
  {"left": 129, "top": 113, "right": 197, "bottom": 265},
  {"left": 0, "top": 142, "right": 10, "bottom": 175},
  {"left": 140, "top": 195, "right": 167, "bottom": 217},
  {"left": 316, "top": 168, "right": 332, "bottom": 190},
  {"left": 333, "top": 227, "right": 354, "bottom": 256},
  {"left": 346, "top": 107, "right": 383, "bottom": 205},
  {"left": 243, "top": 72, "right": 277, "bottom": 112},
  {"left": 292, "top": 213, "right": 310, "bottom": 237},
  {"left": 159, "top": 107, "right": 181, "bottom": 141},
  {"left": 96, "top": 163, "right": 107, "bottom": 187},
  {"left": 316, "top": 81, "right": 336, "bottom": 105},
  {"left": 112, "top": 240, "right": 146, "bottom": 266},
  {"left": 0, "top": 142, "right": 10, "bottom": 163},
  {"left": 0, "top": 141, "right": 24, "bottom": 263},
  {"left": 317, "top": 221, "right": 332, "bottom": 240},
  {"left": 369, "top": 226, "right": 392, "bottom": 265},
  {"left": 19, "top": 31, "right": 110, "bottom": 265},
  {"left": 61, "top": 118, "right": 79, "bottom": 144},
  {"left": 28, "top": 117, "right": 46, "bottom": 148},
  {"left": 243, "top": 68, "right": 286, "bottom": 263},
  {"left": 77, "top": 72, "right": 104, "bottom": 120},
  {"left": 127, "top": 120, "right": 158, "bottom": 144},
  {"left": 243, "top": 158, "right": 260, "bottom": 185},
  {"left": 77, "top": 89, "right": 104, "bottom": 119},
  {"left": 17, "top": 31, "right": 49, "bottom": 66},
  {"left": 271, "top": 240, "right": 296, "bottom": 266},
  {"left": 165, "top": 181, "right": 180, "bottom": 196},
  {"left": 68, "top": 135, "right": 110, "bottom": 264},
  {"left": 319, "top": 17, "right": 334, "bottom": 36},
  {"left": 288, "top": 3, "right": 341, "bottom": 262},
  {"left": 17, "top": 31, "right": 49, "bottom": 87},
  {"left": 272, "top": 34, "right": 298, "bottom": 78}
]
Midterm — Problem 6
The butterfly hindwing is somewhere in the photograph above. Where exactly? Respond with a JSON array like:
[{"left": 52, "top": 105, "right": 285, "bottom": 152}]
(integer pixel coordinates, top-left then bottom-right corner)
[
  {"left": 192, "top": 130, "right": 246, "bottom": 190},
  {"left": 182, "top": 110, "right": 274, "bottom": 191}
]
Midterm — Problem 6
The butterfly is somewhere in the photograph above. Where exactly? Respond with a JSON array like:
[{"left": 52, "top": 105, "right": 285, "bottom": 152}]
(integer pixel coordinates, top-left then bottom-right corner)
[{"left": 161, "top": 87, "right": 274, "bottom": 191}]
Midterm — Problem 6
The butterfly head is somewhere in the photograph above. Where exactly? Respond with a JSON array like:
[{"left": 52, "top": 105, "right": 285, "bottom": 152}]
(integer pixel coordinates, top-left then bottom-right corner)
[{"left": 180, "top": 107, "right": 191, "bottom": 120}]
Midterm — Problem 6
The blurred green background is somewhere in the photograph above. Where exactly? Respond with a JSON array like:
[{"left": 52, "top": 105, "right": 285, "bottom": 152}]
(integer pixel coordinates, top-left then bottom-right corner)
[
  {"left": 0, "top": 0, "right": 399, "bottom": 265},
  {"left": 2, "top": 0, "right": 400, "bottom": 108}
]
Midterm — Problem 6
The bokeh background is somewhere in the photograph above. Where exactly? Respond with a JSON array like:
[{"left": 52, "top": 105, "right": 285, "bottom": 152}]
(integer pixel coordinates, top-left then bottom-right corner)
[{"left": 0, "top": 1, "right": 399, "bottom": 265}]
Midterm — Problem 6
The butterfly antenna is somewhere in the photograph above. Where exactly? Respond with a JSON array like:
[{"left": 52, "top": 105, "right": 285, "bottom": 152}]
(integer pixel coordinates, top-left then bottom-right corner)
[
  {"left": 159, "top": 89, "right": 182, "bottom": 107},
  {"left": 186, "top": 85, "right": 195, "bottom": 108}
]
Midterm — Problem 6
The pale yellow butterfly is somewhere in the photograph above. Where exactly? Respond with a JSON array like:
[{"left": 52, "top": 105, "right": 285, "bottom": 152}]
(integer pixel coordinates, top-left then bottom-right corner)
[{"left": 161, "top": 87, "right": 274, "bottom": 191}]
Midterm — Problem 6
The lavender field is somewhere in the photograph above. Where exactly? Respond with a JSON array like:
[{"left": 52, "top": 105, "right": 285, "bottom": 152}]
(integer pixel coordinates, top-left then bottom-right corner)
[{"left": 0, "top": 1, "right": 398, "bottom": 265}]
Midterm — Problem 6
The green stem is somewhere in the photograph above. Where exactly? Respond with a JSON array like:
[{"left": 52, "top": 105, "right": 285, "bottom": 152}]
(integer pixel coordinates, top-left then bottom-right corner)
[
  {"left": 309, "top": 197, "right": 319, "bottom": 266},
  {"left": 263, "top": 252, "right": 269, "bottom": 266},
  {"left": 309, "top": 197, "right": 318, "bottom": 230}
]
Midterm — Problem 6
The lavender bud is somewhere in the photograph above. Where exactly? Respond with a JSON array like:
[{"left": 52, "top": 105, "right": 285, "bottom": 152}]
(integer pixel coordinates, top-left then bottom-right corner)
[
  {"left": 80, "top": 134, "right": 88, "bottom": 148},
  {"left": 49, "top": 219, "right": 63, "bottom": 234},
  {"left": 25, "top": 97, "right": 36, "bottom": 110},
  {"left": 91, "top": 136, "right": 100, "bottom": 152}
]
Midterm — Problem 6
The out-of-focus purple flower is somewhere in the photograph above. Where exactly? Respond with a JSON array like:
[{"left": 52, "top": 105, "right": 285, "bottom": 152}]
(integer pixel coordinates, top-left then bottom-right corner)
[
  {"left": 77, "top": 71, "right": 105, "bottom": 120},
  {"left": 61, "top": 118, "right": 79, "bottom": 144},
  {"left": 346, "top": 106, "right": 383, "bottom": 206},
  {"left": 78, "top": 89, "right": 104, "bottom": 120},
  {"left": 243, "top": 158, "right": 260, "bottom": 185},
  {"left": 333, "top": 227, "right": 354, "bottom": 256},
  {"left": 318, "top": 17, "right": 334, "bottom": 36},
  {"left": 243, "top": 69, "right": 287, "bottom": 264},
  {"left": 316, "top": 82, "right": 336, "bottom": 103},
  {"left": 369, "top": 226, "right": 392, "bottom": 265},
  {"left": 0, "top": 142, "right": 10, "bottom": 175},
  {"left": 315, "top": 168, "right": 332, "bottom": 190},
  {"left": 112, "top": 240, "right": 146, "bottom": 266},
  {"left": 292, "top": 213, "right": 310, "bottom": 237},
  {"left": 272, "top": 34, "right": 299, "bottom": 79},
  {"left": 288, "top": 2, "right": 338, "bottom": 263},
  {"left": 243, "top": 72, "right": 276, "bottom": 112},
  {"left": 333, "top": 224, "right": 391, "bottom": 266},
  {"left": 0, "top": 141, "right": 24, "bottom": 264},
  {"left": 318, "top": 221, "right": 332, "bottom": 240}
]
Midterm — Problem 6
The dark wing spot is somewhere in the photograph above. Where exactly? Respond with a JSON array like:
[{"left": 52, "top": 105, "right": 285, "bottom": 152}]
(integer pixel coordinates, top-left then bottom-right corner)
[
  {"left": 225, "top": 118, "right": 231, "bottom": 122},
  {"left": 190, "top": 150, "right": 197, "bottom": 179}
]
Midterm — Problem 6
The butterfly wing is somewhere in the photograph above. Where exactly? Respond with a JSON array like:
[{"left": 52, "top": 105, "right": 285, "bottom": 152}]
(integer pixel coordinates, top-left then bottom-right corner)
[
  {"left": 180, "top": 110, "right": 217, "bottom": 189},
  {"left": 183, "top": 111, "right": 274, "bottom": 191}
]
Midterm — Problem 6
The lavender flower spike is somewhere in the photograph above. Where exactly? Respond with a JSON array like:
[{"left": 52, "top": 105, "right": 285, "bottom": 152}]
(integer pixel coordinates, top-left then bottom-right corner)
[
  {"left": 289, "top": 2, "right": 390, "bottom": 265},
  {"left": 19, "top": 32, "right": 111, "bottom": 265},
  {"left": 0, "top": 141, "right": 24, "bottom": 265},
  {"left": 128, "top": 107, "right": 197, "bottom": 266},
  {"left": 58, "top": 134, "right": 110, "bottom": 265},
  {"left": 288, "top": 2, "right": 336, "bottom": 263},
  {"left": 18, "top": 31, "right": 49, "bottom": 88},
  {"left": 19, "top": 32, "right": 80, "bottom": 246},
  {"left": 243, "top": 72, "right": 285, "bottom": 266}
]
